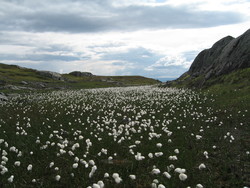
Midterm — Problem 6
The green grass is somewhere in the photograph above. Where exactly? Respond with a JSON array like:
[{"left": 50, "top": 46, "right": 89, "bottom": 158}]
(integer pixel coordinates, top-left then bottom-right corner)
[
  {"left": 0, "top": 63, "right": 160, "bottom": 92},
  {"left": 0, "top": 86, "right": 249, "bottom": 187}
]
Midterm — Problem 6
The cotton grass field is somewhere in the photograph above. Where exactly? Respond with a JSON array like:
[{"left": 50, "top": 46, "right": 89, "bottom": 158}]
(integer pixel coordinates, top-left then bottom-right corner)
[{"left": 0, "top": 86, "right": 249, "bottom": 188}]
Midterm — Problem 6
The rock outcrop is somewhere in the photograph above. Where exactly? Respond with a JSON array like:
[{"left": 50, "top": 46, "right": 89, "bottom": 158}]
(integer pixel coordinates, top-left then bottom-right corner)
[
  {"left": 0, "top": 93, "right": 8, "bottom": 102},
  {"left": 189, "top": 29, "right": 250, "bottom": 79},
  {"left": 69, "top": 71, "right": 93, "bottom": 77},
  {"left": 174, "top": 28, "right": 250, "bottom": 87},
  {"left": 37, "top": 71, "right": 65, "bottom": 81}
]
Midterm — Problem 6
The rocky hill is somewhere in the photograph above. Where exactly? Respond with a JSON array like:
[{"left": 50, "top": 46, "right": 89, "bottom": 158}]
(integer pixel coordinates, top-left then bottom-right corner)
[
  {"left": 169, "top": 28, "right": 250, "bottom": 88},
  {"left": 0, "top": 63, "right": 160, "bottom": 94}
]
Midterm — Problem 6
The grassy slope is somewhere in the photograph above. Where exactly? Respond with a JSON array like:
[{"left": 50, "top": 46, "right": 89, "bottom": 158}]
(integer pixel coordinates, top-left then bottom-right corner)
[
  {"left": 171, "top": 68, "right": 250, "bottom": 186},
  {"left": 0, "top": 63, "right": 160, "bottom": 92},
  {"left": 0, "top": 63, "right": 48, "bottom": 83},
  {"left": 0, "top": 63, "right": 249, "bottom": 187}
]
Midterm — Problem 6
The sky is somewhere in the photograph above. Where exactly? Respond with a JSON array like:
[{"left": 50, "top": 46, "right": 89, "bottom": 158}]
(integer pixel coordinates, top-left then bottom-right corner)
[{"left": 0, "top": 0, "right": 250, "bottom": 79}]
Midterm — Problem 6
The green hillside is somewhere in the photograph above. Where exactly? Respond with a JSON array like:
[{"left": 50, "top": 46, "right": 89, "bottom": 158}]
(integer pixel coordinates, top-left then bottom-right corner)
[{"left": 0, "top": 63, "right": 160, "bottom": 93}]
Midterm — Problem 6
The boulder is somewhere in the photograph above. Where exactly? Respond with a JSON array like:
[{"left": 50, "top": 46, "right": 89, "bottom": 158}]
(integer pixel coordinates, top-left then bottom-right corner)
[
  {"left": 37, "top": 71, "right": 65, "bottom": 81},
  {"left": 0, "top": 93, "right": 8, "bottom": 101},
  {"left": 21, "top": 81, "right": 28, "bottom": 85},
  {"left": 69, "top": 71, "right": 93, "bottom": 77}
]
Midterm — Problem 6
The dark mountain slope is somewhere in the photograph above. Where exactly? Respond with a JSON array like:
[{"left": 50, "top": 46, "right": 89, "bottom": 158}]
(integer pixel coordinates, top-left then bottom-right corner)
[{"left": 170, "top": 28, "right": 250, "bottom": 88}]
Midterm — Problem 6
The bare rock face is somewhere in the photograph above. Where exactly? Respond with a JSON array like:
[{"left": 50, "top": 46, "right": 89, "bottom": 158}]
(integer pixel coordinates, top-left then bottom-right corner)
[
  {"left": 37, "top": 71, "right": 65, "bottom": 81},
  {"left": 69, "top": 71, "right": 93, "bottom": 77},
  {"left": 187, "top": 28, "right": 250, "bottom": 82}
]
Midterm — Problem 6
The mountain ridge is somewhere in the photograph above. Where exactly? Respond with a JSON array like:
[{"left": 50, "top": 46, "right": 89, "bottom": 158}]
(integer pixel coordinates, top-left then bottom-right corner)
[{"left": 168, "top": 28, "right": 250, "bottom": 88}]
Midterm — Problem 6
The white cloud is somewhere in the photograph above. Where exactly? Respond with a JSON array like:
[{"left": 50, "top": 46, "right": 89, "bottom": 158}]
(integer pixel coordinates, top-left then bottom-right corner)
[
  {"left": 0, "top": 0, "right": 250, "bottom": 78},
  {"left": 145, "top": 53, "right": 192, "bottom": 71}
]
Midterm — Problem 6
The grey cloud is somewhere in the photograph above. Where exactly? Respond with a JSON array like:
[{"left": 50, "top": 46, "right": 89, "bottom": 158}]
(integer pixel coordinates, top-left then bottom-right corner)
[
  {"left": 102, "top": 47, "right": 163, "bottom": 66},
  {"left": 0, "top": 0, "right": 245, "bottom": 33},
  {"left": 98, "top": 47, "right": 188, "bottom": 78},
  {"left": 0, "top": 54, "right": 80, "bottom": 62}
]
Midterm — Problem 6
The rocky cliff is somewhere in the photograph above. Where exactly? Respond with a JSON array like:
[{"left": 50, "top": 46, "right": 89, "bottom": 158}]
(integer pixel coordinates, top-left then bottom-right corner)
[{"left": 173, "top": 28, "right": 250, "bottom": 88}]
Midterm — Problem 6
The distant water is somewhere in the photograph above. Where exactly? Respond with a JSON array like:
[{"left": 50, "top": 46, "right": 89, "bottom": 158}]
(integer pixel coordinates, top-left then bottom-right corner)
[{"left": 154, "top": 78, "right": 176, "bottom": 82}]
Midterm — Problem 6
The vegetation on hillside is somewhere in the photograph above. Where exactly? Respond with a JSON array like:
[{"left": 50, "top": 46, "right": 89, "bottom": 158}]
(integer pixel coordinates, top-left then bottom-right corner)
[
  {"left": 0, "top": 63, "right": 160, "bottom": 93},
  {"left": 0, "top": 86, "right": 249, "bottom": 187}
]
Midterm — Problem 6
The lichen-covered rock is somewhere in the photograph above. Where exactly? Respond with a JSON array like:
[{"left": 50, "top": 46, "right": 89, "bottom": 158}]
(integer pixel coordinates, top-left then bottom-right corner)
[
  {"left": 37, "top": 71, "right": 65, "bottom": 81},
  {"left": 188, "top": 36, "right": 235, "bottom": 77},
  {"left": 0, "top": 93, "right": 8, "bottom": 101},
  {"left": 189, "top": 29, "right": 250, "bottom": 78},
  {"left": 69, "top": 71, "right": 93, "bottom": 77}
]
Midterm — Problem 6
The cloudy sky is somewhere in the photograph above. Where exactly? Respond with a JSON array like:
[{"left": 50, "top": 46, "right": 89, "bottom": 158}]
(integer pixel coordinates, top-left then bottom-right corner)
[{"left": 0, "top": 0, "right": 250, "bottom": 79}]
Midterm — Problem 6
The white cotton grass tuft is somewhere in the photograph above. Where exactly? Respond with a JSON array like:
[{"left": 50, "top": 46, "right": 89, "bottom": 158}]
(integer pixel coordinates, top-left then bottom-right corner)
[
  {"left": 72, "top": 163, "right": 78, "bottom": 169},
  {"left": 152, "top": 179, "right": 159, "bottom": 185},
  {"left": 156, "top": 143, "right": 162, "bottom": 148},
  {"left": 163, "top": 172, "right": 171, "bottom": 179},
  {"left": 104, "top": 173, "right": 109, "bottom": 178},
  {"left": 168, "top": 156, "right": 178, "bottom": 160},
  {"left": 203, "top": 151, "right": 209, "bottom": 159},
  {"left": 27, "top": 164, "right": 32, "bottom": 171},
  {"left": 1, "top": 167, "right": 8, "bottom": 175},
  {"left": 49, "top": 162, "right": 54, "bottom": 168},
  {"left": 148, "top": 153, "right": 154, "bottom": 158},
  {"left": 158, "top": 184, "right": 166, "bottom": 188},
  {"left": 32, "top": 179, "right": 36, "bottom": 183},
  {"left": 198, "top": 163, "right": 206, "bottom": 170},
  {"left": 112, "top": 173, "right": 122, "bottom": 183},
  {"left": 92, "top": 183, "right": 100, "bottom": 188},
  {"left": 55, "top": 175, "right": 61, "bottom": 181},
  {"left": 196, "top": 184, "right": 204, "bottom": 188},
  {"left": 97, "top": 180, "right": 105, "bottom": 188},
  {"left": 151, "top": 168, "right": 161, "bottom": 175},
  {"left": 14, "top": 161, "right": 21, "bottom": 166},
  {"left": 89, "top": 160, "right": 95, "bottom": 166},
  {"left": 151, "top": 183, "right": 157, "bottom": 188},
  {"left": 129, "top": 174, "right": 136, "bottom": 180},
  {"left": 135, "top": 152, "right": 145, "bottom": 161},
  {"left": 8, "top": 175, "right": 14, "bottom": 183},
  {"left": 174, "top": 149, "right": 179, "bottom": 154},
  {"left": 155, "top": 152, "right": 163, "bottom": 157},
  {"left": 196, "top": 135, "right": 202, "bottom": 140},
  {"left": 108, "top": 156, "right": 113, "bottom": 161},
  {"left": 89, "top": 165, "right": 97, "bottom": 178},
  {"left": 179, "top": 173, "right": 188, "bottom": 181},
  {"left": 174, "top": 168, "right": 186, "bottom": 174}
]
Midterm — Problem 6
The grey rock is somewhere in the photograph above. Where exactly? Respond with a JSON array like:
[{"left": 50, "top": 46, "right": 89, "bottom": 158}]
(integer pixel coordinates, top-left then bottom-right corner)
[
  {"left": 69, "top": 71, "right": 93, "bottom": 77},
  {"left": 188, "top": 35, "right": 235, "bottom": 77},
  {"left": 0, "top": 93, "right": 8, "bottom": 101},
  {"left": 37, "top": 71, "right": 65, "bottom": 81},
  {"left": 21, "top": 81, "right": 28, "bottom": 85},
  {"left": 3, "top": 85, "right": 34, "bottom": 90},
  {"left": 39, "top": 83, "right": 46, "bottom": 88},
  {"left": 183, "top": 28, "right": 250, "bottom": 87},
  {"left": 168, "top": 28, "right": 250, "bottom": 88}
]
